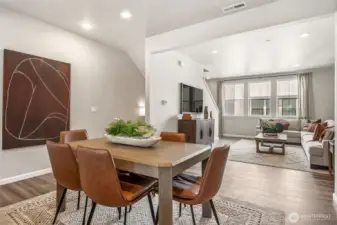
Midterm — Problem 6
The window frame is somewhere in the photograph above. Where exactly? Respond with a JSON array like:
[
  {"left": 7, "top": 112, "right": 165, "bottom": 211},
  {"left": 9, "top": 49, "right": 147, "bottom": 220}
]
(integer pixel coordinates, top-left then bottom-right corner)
[
  {"left": 223, "top": 83, "right": 244, "bottom": 117},
  {"left": 276, "top": 78, "right": 299, "bottom": 118},
  {"left": 248, "top": 81, "right": 271, "bottom": 117}
]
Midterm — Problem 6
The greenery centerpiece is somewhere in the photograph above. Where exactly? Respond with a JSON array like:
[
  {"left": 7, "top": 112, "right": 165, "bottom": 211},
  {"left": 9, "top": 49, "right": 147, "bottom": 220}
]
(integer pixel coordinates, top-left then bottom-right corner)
[{"left": 105, "top": 119, "right": 159, "bottom": 147}]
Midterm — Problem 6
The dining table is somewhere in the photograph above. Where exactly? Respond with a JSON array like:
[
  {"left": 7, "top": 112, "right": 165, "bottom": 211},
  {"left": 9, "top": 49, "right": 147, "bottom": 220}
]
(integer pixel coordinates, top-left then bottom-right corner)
[{"left": 57, "top": 137, "right": 212, "bottom": 225}]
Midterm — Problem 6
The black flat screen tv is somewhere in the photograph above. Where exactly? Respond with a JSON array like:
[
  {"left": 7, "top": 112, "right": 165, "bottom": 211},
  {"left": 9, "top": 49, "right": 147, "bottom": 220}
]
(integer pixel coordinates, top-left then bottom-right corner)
[{"left": 180, "top": 83, "right": 203, "bottom": 113}]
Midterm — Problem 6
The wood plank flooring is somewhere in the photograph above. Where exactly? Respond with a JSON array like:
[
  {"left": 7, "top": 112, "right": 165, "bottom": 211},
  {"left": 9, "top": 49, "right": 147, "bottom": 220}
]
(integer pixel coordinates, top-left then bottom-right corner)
[{"left": 0, "top": 138, "right": 336, "bottom": 224}]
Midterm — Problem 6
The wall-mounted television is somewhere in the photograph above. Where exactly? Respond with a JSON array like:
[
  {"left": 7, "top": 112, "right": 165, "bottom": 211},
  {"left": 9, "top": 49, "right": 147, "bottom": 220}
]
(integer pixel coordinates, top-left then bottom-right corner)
[{"left": 180, "top": 83, "right": 203, "bottom": 113}]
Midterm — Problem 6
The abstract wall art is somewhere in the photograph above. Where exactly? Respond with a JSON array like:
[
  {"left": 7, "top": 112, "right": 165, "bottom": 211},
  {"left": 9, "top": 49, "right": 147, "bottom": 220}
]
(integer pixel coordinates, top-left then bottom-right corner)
[{"left": 3, "top": 49, "right": 71, "bottom": 149}]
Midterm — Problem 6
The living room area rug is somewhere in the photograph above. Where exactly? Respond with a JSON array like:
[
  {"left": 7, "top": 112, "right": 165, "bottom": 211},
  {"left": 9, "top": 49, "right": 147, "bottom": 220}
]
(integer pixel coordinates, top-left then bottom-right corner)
[
  {"left": 229, "top": 139, "right": 312, "bottom": 172},
  {"left": 0, "top": 191, "right": 285, "bottom": 225}
]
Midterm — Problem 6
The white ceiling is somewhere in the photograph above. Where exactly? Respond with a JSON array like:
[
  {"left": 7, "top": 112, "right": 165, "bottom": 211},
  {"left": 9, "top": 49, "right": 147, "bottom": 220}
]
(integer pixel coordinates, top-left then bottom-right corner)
[
  {"left": 0, "top": 0, "right": 147, "bottom": 54},
  {"left": 179, "top": 15, "right": 335, "bottom": 78},
  {"left": 147, "top": 0, "right": 278, "bottom": 36}
]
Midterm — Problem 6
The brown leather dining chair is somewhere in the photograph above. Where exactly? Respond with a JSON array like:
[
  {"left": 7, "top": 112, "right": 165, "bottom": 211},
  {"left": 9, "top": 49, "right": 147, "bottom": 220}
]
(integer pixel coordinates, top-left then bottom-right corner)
[
  {"left": 59, "top": 129, "right": 88, "bottom": 210},
  {"left": 160, "top": 132, "right": 186, "bottom": 142},
  {"left": 156, "top": 145, "right": 230, "bottom": 225},
  {"left": 76, "top": 146, "right": 157, "bottom": 225},
  {"left": 46, "top": 141, "right": 88, "bottom": 225}
]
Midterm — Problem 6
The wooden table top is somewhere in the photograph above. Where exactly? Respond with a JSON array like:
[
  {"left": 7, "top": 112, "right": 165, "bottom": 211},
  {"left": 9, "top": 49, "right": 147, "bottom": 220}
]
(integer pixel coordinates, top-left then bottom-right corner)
[
  {"left": 67, "top": 137, "right": 211, "bottom": 168},
  {"left": 255, "top": 133, "right": 287, "bottom": 142}
]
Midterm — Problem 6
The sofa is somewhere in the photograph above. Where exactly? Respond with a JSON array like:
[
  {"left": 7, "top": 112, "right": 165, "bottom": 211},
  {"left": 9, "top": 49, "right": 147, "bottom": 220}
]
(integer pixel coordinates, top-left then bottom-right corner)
[{"left": 256, "top": 119, "right": 335, "bottom": 168}]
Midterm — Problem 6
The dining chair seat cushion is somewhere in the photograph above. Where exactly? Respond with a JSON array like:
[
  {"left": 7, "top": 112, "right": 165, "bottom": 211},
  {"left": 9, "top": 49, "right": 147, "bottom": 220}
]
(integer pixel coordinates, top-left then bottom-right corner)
[
  {"left": 172, "top": 175, "right": 201, "bottom": 200},
  {"left": 176, "top": 173, "right": 202, "bottom": 185},
  {"left": 119, "top": 174, "right": 157, "bottom": 202}
]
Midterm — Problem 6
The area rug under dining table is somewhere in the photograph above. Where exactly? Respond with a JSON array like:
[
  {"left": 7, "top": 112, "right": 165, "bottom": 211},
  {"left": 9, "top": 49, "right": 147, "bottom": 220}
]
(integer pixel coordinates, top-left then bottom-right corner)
[{"left": 0, "top": 191, "right": 285, "bottom": 225}]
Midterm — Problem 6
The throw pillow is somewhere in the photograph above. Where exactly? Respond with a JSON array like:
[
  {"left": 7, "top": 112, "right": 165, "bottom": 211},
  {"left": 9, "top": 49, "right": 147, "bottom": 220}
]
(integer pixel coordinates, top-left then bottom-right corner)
[
  {"left": 319, "top": 128, "right": 335, "bottom": 142},
  {"left": 308, "top": 123, "right": 318, "bottom": 132},
  {"left": 313, "top": 124, "right": 325, "bottom": 141}
]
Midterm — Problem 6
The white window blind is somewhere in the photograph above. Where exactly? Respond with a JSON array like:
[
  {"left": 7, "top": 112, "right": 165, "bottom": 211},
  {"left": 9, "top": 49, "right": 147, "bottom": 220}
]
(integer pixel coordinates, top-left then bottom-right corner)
[
  {"left": 223, "top": 83, "right": 244, "bottom": 116},
  {"left": 277, "top": 79, "right": 298, "bottom": 117},
  {"left": 249, "top": 81, "right": 271, "bottom": 116}
]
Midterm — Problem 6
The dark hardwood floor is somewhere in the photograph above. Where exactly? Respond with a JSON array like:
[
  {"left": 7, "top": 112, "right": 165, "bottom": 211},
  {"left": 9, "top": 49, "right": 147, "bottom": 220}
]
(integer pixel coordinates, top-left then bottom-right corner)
[
  {"left": 0, "top": 174, "right": 55, "bottom": 208},
  {"left": 0, "top": 138, "right": 336, "bottom": 224}
]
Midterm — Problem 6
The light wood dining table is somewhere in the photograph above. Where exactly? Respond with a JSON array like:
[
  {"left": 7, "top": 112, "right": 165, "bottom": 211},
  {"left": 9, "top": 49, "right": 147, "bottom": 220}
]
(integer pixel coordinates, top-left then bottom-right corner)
[{"left": 57, "top": 137, "right": 212, "bottom": 225}]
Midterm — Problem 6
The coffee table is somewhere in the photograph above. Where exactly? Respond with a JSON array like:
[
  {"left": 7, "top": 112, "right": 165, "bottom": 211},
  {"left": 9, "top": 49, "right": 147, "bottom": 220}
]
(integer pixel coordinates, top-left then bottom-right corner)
[{"left": 255, "top": 133, "right": 287, "bottom": 155}]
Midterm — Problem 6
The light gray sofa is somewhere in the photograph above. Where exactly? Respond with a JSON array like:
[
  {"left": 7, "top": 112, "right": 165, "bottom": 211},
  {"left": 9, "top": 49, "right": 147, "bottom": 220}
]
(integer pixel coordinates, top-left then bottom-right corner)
[{"left": 256, "top": 119, "right": 334, "bottom": 169}]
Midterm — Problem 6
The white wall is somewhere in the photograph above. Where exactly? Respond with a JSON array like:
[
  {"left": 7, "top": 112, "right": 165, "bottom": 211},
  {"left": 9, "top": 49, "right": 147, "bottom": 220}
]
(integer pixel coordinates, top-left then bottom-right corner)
[
  {"left": 222, "top": 66, "right": 335, "bottom": 137},
  {"left": 0, "top": 8, "right": 145, "bottom": 181},
  {"left": 149, "top": 51, "right": 219, "bottom": 139}
]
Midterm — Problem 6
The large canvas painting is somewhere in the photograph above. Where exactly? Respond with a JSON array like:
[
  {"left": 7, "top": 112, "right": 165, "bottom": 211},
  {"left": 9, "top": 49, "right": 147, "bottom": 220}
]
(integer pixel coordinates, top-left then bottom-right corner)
[{"left": 3, "top": 49, "right": 71, "bottom": 149}]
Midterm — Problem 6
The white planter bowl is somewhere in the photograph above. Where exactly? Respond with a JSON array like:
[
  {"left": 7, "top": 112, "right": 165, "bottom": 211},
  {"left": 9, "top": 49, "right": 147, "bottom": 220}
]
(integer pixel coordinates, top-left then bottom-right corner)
[{"left": 104, "top": 134, "right": 161, "bottom": 148}]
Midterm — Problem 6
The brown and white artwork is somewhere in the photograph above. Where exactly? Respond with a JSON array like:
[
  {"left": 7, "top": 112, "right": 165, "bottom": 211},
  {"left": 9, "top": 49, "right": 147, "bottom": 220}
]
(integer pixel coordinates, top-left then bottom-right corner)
[{"left": 3, "top": 49, "right": 71, "bottom": 149}]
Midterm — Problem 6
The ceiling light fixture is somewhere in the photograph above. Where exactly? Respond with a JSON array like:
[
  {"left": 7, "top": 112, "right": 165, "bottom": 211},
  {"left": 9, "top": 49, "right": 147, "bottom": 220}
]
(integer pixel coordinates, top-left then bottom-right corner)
[
  {"left": 81, "top": 21, "right": 93, "bottom": 30},
  {"left": 300, "top": 33, "right": 310, "bottom": 38},
  {"left": 211, "top": 50, "right": 218, "bottom": 54},
  {"left": 120, "top": 9, "right": 132, "bottom": 20}
]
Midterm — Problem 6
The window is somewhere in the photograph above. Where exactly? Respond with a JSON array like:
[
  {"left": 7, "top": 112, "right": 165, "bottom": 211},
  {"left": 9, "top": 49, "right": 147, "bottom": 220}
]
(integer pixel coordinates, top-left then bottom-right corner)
[
  {"left": 223, "top": 83, "right": 244, "bottom": 116},
  {"left": 277, "top": 79, "right": 298, "bottom": 117},
  {"left": 249, "top": 81, "right": 271, "bottom": 116}
]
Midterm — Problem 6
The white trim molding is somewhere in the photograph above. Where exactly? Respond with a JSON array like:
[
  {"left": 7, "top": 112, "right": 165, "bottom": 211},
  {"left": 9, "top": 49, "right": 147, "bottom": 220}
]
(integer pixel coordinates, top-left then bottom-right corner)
[
  {"left": 0, "top": 168, "right": 52, "bottom": 186},
  {"left": 333, "top": 193, "right": 337, "bottom": 204}
]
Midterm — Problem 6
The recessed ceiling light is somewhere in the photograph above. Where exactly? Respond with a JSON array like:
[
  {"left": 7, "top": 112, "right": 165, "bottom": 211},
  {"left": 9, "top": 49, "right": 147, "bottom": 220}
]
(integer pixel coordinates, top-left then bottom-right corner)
[
  {"left": 300, "top": 33, "right": 310, "bottom": 38},
  {"left": 211, "top": 50, "right": 218, "bottom": 54},
  {"left": 291, "top": 64, "right": 300, "bottom": 67},
  {"left": 81, "top": 21, "right": 93, "bottom": 30},
  {"left": 120, "top": 9, "right": 132, "bottom": 20}
]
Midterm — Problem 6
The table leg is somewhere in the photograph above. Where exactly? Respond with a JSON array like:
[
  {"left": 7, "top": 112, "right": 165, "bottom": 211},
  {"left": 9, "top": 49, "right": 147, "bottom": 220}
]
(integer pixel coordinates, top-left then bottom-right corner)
[
  {"left": 256, "top": 140, "right": 260, "bottom": 153},
  {"left": 56, "top": 182, "right": 66, "bottom": 212},
  {"left": 158, "top": 167, "right": 173, "bottom": 225},
  {"left": 202, "top": 159, "right": 212, "bottom": 218},
  {"left": 282, "top": 143, "right": 285, "bottom": 155}
]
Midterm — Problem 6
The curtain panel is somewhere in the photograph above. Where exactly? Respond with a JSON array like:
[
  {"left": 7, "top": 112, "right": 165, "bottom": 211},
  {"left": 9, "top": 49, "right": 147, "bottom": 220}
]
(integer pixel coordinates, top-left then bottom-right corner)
[{"left": 297, "top": 72, "right": 312, "bottom": 120}]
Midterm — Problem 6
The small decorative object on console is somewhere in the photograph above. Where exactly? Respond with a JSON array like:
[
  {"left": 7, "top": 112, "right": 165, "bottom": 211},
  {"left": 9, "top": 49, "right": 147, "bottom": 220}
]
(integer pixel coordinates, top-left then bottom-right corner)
[
  {"left": 210, "top": 111, "right": 213, "bottom": 119},
  {"left": 204, "top": 106, "right": 208, "bottom": 119},
  {"left": 182, "top": 113, "right": 192, "bottom": 120}
]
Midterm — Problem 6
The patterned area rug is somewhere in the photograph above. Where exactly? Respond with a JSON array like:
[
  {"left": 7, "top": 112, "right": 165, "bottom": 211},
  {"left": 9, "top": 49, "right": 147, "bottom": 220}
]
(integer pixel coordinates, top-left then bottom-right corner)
[
  {"left": 0, "top": 191, "right": 285, "bottom": 225},
  {"left": 229, "top": 139, "right": 311, "bottom": 172}
]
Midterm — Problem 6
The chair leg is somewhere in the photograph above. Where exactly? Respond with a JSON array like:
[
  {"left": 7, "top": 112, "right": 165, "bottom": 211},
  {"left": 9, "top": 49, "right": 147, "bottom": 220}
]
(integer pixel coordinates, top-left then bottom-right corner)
[
  {"left": 190, "top": 205, "right": 196, "bottom": 225},
  {"left": 82, "top": 196, "right": 89, "bottom": 225},
  {"left": 124, "top": 206, "right": 128, "bottom": 225},
  {"left": 129, "top": 206, "right": 132, "bottom": 213},
  {"left": 179, "top": 203, "right": 182, "bottom": 217},
  {"left": 52, "top": 188, "right": 67, "bottom": 224},
  {"left": 86, "top": 202, "right": 97, "bottom": 225},
  {"left": 77, "top": 191, "right": 81, "bottom": 210},
  {"left": 118, "top": 207, "right": 121, "bottom": 220},
  {"left": 155, "top": 205, "right": 159, "bottom": 225},
  {"left": 210, "top": 199, "right": 220, "bottom": 225},
  {"left": 147, "top": 194, "right": 156, "bottom": 225}
]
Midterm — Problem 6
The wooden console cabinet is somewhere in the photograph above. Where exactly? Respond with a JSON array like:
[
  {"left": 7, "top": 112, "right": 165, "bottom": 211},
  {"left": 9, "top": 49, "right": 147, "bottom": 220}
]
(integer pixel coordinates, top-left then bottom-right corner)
[{"left": 178, "top": 119, "right": 215, "bottom": 145}]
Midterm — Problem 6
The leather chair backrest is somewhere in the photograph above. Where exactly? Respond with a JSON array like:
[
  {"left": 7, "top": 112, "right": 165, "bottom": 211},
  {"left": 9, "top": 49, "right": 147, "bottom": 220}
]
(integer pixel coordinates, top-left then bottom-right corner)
[
  {"left": 46, "top": 141, "right": 81, "bottom": 190},
  {"left": 196, "top": 145, "right": 230, "bottom": 203},
  {"left": 60, "top": 129, "right": 88, "bottom": 143},
  {"left": 76, "top": 146, "right": 128, "bottom": 207},
  {"left": 160, "top": 132, "right": 186, "bottom": 142}
]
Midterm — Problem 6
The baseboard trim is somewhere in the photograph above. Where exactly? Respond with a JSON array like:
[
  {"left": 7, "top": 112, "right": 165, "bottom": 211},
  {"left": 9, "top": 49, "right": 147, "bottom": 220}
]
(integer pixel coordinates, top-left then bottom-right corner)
[
  {"left": 0, "top": 168, "right": 52, "bottom": 186},
  {"left": 222, "top": 134, "right": 254, "bottom": 139}
]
